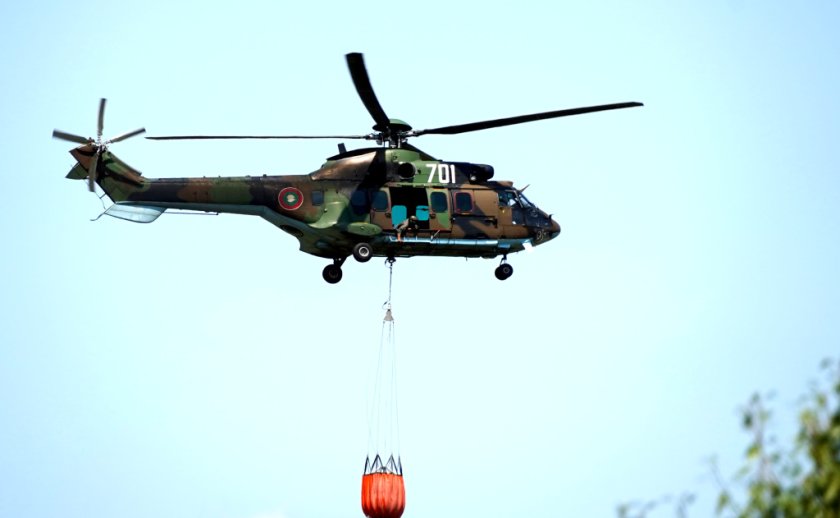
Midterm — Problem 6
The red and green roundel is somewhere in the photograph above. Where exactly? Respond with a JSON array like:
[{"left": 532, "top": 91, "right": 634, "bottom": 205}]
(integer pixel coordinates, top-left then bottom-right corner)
[{"left": 278, "top": 187, "right": 304, "bottom": 210}]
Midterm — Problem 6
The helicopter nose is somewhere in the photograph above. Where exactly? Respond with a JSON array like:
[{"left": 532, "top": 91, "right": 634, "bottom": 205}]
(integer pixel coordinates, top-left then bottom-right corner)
[
  {"left": 547, "top": 217, "right": 561, "bottom": 239},
  {"left": 531, "top": 217, "right": 561, "bottom": 245},
  {"left": 550, "top": 218, "right": 561, "bottom": 236}
]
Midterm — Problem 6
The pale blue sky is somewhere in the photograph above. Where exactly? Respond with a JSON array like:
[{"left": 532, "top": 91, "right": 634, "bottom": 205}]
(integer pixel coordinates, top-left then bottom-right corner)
[{"left": 1, "top": 1, "right": 839, "bottom": 517}]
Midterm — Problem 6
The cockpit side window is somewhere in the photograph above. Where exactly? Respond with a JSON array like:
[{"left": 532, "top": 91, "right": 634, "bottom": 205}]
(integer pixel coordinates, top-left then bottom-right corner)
[{"left": 499, "top": 190, "right": 517, "bottom": 207}]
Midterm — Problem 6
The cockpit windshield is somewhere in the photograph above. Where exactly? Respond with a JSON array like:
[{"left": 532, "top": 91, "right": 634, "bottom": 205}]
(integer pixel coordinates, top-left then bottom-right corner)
[{"left": 517, "top": 193, "right": 534, "bottom": 209}]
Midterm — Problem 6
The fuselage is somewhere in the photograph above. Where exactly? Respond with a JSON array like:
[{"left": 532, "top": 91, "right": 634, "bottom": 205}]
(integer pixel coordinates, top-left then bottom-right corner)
[{"left": 72, "top": 144, "right": 561, "bottom": 261}]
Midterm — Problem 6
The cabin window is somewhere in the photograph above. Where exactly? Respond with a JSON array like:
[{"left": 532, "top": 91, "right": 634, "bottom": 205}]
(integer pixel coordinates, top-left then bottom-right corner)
[
  {"left": 454, "top": 192, "right": 473, "bottom": 213},
  {"left": 350, "top": 190, "right": 369, "bottom": 215},
  {"left": 372, "top": 190, "right": 389, "bottom": 211},
  {"left": 430, "top": 191, "right": 448, "bottom": 213},
  {"left": 312, "top": 190, "right": 324, "bottom": 206}
]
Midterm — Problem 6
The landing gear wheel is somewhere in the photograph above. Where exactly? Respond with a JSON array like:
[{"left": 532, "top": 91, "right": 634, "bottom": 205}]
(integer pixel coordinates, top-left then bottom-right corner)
[
  {"left": 352, "top": 242, "right": 373, "bottom": 263},
  {"left": 322, "top": 264, "right": 343, "bottom": 284},
  {"left": 495, "top": 263, "right": 514, "bottom": 281}
]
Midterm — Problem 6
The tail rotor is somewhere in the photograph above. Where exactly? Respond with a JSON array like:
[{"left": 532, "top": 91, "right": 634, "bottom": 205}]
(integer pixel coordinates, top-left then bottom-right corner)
[{"left": 52, "top": 98, "right": 146, "bottom": 192}]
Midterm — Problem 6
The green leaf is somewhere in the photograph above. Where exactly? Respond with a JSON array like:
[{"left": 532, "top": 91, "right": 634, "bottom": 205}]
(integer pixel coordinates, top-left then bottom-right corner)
[
  {"left": 616, "top": 503, "right": 629, "bottom": 518},
  {"left": 743, "top": 412, "right": 754, "bottom": 429},
  {"left": 816, "top": 393, "right": 827, "bottom": 409},
  {"left": 715, "top": 492, "right": 731, "bottom": 515},
  {"left": 826, "top": 474, "right": 840, "bottom": 502}
]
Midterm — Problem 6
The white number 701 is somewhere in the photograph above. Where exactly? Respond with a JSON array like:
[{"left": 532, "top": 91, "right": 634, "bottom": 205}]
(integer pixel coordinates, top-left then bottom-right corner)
[{"left": 426, "top": 163, "right": 455, "bottom": 184}]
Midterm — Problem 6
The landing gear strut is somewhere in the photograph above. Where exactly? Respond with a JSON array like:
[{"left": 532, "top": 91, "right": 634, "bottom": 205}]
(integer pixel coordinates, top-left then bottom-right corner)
[
  {"left": 323, "top": 257, "right": 347, "bottom": 284},
  {"left": 495, "top": 256, "right": 514, "bottom": 281}
]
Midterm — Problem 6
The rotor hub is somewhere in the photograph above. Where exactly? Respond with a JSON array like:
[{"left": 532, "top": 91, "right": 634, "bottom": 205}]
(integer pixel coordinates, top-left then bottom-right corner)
[{"left": 372, "top": 118, "right": 412, "bottom": 133}]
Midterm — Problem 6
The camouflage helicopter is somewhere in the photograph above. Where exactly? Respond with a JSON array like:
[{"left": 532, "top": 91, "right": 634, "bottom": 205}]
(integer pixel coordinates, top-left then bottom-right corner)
[{"left": 53, "top": 53, "right": 642, "bottom": 284}]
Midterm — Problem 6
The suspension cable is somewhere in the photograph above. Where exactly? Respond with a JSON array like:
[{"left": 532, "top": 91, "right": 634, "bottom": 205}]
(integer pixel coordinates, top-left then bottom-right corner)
[{"left": 383, "top": 257, "right": 395, "bottom": 309}]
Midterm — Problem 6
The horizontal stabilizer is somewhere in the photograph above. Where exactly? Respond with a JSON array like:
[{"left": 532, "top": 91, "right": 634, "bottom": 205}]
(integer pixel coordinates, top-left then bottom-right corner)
[
  {"left": 105, "top": 203, "right": 166, "bottom": 223},
  {"left": 66, "top": 163, "right": 87, "bottom": 180}
]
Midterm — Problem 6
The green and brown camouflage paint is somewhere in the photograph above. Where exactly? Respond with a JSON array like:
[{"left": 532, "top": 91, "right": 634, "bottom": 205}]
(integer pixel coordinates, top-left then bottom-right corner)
[{"left": 66, "top": 142, "right": 560, "bottom": 271}]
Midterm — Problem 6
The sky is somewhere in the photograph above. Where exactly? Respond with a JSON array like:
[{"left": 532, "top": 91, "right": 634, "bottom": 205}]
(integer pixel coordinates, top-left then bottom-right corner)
[{"left": 1, "top": 1, "right": 839, "bottom": 517}]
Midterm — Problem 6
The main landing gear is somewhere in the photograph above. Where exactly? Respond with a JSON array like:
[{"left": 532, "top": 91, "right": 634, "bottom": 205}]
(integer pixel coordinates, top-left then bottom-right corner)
[
  {"left": 352, "top": 242, "right": 373, "bottom": 263},
  {"left": 324, "top": 244, "right": 515, "bottom": 283},
  {"left": 323, "top": 257, "right": 346, "bottom": 284},
  {"left": 495, "top": 256, "right": 514, "bottom": 281},
  {"left": 322, "top": 242, "right": 375, "bottom": 284}
]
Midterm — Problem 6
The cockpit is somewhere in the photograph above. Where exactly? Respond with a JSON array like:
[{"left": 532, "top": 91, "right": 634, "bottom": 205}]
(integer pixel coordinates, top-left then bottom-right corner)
[{"left": 498, "top": 189, "right": 534, "bottom": 209}]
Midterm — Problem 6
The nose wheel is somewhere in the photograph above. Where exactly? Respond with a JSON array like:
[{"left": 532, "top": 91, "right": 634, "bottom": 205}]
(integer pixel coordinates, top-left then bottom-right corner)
[
  {"left": 495, "top": 257, "right": 514, "bottom": 280},
  {"left": 322, "top": 257, "right": 347, "bottom": 284}
]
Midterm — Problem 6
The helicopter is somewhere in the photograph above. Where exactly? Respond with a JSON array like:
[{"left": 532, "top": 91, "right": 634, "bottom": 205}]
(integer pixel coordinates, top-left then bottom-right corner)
[{"left": 53, "top": 53, "right": 642, "bottom": 284}]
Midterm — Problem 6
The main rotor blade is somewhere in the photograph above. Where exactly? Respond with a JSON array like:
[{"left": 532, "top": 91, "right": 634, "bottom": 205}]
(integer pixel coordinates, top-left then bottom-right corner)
[
  {"left": 88, "top": 150, "right": 99, "bottom": 192},
  {"left": 145, "top": 134, "right": 371, "bottom": 141},
  {"left": 97, "top": 98, "right": 106, "bottom": 139},
  {"left": 108, "top": 127, "right": 146, "bottom": 144},
  {"left": 52, "top": 130, "right": 90, "bottom": 144},
  {"left": 412, "top": 102, "right": 644, "bottom": 136},
  {"left": 345, "top": 53, "right": 390, "bottom": 130}
]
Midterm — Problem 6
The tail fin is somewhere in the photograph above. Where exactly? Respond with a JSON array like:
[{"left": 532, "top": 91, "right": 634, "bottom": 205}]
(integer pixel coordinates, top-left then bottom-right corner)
[
  {"left": 64, "top": 143, "right": 163, "bottom": 223},
  {"left": 66, "top": 144, "right": 145, "bottom": 201},
  {"left": 53, "top": 98, "right": 146, "bottom": 199}
]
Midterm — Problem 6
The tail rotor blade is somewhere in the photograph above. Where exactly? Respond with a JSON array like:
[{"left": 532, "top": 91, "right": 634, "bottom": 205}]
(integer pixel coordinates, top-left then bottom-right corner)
[
  {"left": 108, "top": 127, "right": 146, "bottom": 144},
  {"left": 88, "top": 150, "right": 100, "bottom": 192},
  {"left": 97, "top": 98, "right": 106, "bottom": 140},
  {"left": 52, "top": 129, "right": 90, "bottom": 144}
]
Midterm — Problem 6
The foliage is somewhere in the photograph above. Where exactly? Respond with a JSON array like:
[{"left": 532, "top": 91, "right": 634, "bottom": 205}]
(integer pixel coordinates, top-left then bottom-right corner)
[
  {"left": 616, "top": 492, "right": 695, "bottom": 518},
  {"left": 715, "top": 358, "right": 840, "bottom": 517},
  {"left": 616, "top": 359, "right": 840, "bottom": 518}
]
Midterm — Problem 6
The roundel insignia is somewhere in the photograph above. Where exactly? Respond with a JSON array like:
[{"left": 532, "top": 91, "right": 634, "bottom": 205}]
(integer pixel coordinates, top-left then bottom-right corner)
[{"left": 278, "top": 187, "right": 304, "bottom": 210}]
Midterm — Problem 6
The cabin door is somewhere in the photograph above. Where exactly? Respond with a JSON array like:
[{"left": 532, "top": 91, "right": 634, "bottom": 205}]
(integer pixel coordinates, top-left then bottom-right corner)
[
  {"left": 387, "top": 187, "right": 430, "bottom": 231},
  {"left": 426, "top": 188, "right": 452, "bottom": 234}
]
